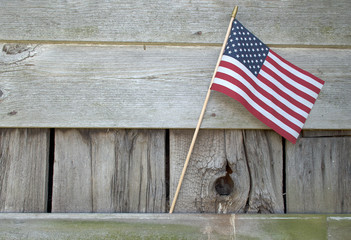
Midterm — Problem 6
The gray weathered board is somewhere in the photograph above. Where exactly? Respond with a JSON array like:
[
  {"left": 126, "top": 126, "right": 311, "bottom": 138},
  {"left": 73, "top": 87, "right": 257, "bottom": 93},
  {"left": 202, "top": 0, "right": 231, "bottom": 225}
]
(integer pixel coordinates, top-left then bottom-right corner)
[
  {"left": 0, "top": 129, "right": 49, "bottom": 212},
  {"left": 0, "top": 0, "right": 350, "bottom": 218},
  {"left": 0, "top": 0, "right": 350, "bottom": 46},
  {"left": 1, "top": 213, "right": 350, "bottom": 240},
  {"left": 52, "top": 129, "right": 166, "bottom": 213},
  {"left": 0, "top": 44, "right": 350, "bottom": 129}
]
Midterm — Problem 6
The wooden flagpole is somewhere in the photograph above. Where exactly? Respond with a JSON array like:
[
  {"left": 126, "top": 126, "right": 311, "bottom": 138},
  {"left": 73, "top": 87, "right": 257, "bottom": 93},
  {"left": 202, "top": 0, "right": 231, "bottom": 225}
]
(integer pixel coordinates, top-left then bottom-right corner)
[{"left": 169, "top": 6, "right": 239, "bottom": 214}]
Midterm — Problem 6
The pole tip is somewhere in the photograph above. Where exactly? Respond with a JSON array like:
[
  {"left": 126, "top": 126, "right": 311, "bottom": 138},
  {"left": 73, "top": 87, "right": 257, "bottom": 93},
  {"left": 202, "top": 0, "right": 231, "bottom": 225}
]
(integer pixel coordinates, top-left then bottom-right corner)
[{"left": 232, "top": 6, "right": 238, "bottom": 18}]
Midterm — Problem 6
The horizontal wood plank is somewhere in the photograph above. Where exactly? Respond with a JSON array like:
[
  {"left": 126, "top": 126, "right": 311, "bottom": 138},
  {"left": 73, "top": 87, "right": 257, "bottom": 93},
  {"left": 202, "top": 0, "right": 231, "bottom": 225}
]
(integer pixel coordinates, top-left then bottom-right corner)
[
  {"left": 0, "top": 1, "right": 350, "bottom": 46},
  {"left": 1, "top": 213, "right": 348, "bottom": 240},
  {"left": 0, "top": 44, "right": 350, "bottom": 129}
]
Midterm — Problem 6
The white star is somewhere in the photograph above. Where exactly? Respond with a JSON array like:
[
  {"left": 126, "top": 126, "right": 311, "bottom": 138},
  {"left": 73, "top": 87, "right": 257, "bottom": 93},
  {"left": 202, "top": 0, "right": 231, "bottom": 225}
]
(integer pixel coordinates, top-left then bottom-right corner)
[
  {"left": 254, "top": 71, "right": 258, "bottom": 75},
  {"left": 234, "top": 21, "right": 237, "bottom": 24},
  {"left": 228, "top": 51, "right": 232, "bottom": 54},
  {"left": 236, "top": 54, "right": 240, "bottom": 58}
]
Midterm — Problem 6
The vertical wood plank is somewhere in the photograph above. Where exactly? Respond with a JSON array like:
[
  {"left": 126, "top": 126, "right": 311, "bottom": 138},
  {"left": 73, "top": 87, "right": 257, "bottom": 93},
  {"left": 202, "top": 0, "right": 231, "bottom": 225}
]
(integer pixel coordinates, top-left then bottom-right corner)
[
  {"left": 52, "top": 129, "right": 93, "bottom": 212},
  {"left": 0, "top": 129, "right": 49, "bottom": 212},
  {"left": 52, "top": 129, "right": 166, "bottom": 213},
  {"left": 170, "top": 129, "right": 283, "bottom": 213},
  {"left": 286, "top": 135, "right": 351, "bottom": 213},
  {"left": 242, "top": 130, "right": 284, "bottom": 213}
]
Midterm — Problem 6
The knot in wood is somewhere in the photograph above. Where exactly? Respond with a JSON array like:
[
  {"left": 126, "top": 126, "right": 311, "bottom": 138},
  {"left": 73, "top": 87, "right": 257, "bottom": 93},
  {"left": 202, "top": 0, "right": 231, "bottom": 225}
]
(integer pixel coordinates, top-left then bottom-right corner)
[
  {"left": 2, "top": 44, "right": 30, "bottom": 55},
  {"left": 214, "top": 174, "right": 234, "bottom": 196}
]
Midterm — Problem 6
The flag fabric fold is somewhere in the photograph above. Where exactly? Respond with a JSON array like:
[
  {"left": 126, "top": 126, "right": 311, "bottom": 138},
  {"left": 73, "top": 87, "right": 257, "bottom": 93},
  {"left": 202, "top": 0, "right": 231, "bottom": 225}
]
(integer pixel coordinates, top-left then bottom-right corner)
[{"left": 211, "top": 19, "right": 325, "bottom": 144}]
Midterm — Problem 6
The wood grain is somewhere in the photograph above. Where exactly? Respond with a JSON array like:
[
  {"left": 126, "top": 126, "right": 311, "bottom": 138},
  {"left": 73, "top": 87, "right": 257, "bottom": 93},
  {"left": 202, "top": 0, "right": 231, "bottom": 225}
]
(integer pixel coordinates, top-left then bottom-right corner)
[
  {"left": 52, "top": 129, "right": 166, "bottom": 213},
  {"left": 0, "top": 129, "right": 49, "bottom": 212},
  {"left": 0, "top": 0, "right": 349, "bottom": 46},
  {"left": 286, "top": 136, "right": 351, "bottom": 213},
  {"left": 0, "top": 44, "right": 349, "bottom": 129},
  {"left": 170, "top": 129, "right": 283, "bottom": 213}
]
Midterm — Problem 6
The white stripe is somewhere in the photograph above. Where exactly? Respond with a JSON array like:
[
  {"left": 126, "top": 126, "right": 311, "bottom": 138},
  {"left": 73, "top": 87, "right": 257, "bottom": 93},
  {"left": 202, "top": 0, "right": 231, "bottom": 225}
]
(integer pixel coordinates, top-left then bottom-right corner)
[
  {"left": 217, "top": 66, "right": 304, "bottom": 127},
  {"left": 260, "top": 70, "right": 313, "bottom": 109},
  {"left": 269, "top": 52, "right": 324, "bottom": 89},
  {"left": 213, "top": 78, "right": 299, "bottom": 138},
  {"left": 220, "top": 55, "right": 310, "bottom": 117},
  {"left": 264, "top": 61, "right": 318, "bottom": 99}
]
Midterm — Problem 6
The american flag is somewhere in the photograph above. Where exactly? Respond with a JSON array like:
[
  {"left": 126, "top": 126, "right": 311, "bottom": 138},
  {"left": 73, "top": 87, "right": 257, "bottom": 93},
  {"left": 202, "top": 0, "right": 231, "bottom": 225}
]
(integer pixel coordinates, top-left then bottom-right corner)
[{"left": 211, "top": 19, "right": 325, "bottom": 144}]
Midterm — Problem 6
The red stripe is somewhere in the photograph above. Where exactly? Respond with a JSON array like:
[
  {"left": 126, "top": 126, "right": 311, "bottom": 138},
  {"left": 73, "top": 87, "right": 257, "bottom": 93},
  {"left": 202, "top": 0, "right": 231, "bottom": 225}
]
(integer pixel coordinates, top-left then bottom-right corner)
[
  {"left": 211, "top": 83, "right": 298, "bottom": 143},
  {"left": 261, "top": 64, "right": 317, "bottom": 104},
  {"left": 257, "top": 73, "right": 312, "bottom": 114},
  {"left": 266, "top": 55, "right": 322, "bottom": 94},
  {"left": 269, "top": 50, "right": 325, "bottom": 85},
  {"left": 217, "top": 61, "right": 308, "bottom": 122},
  {"left": 214, "top": 71, "right": 301, "bottom": 132}
]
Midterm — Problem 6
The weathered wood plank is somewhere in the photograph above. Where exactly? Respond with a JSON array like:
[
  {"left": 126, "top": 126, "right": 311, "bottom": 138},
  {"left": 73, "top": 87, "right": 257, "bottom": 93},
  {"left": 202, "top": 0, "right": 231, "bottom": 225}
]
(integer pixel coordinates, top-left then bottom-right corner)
[
  {"left": 286, "top": 137, "right": 351, "bottom": 213},
  {"left": 0, "top": 129, "right": 49, "bottom": 212},
  {"left": 0, "top": 0, "right": 349, "bottom": 46},
  {"left": 0, "top": 213, "right": 341, "bottom": 240},
  {"left": 169, "top": 129, "right": 283, "bottom": 213},
  {"left": 52, "top": 129, "right": 166, "bottom": 213},
  {"left": 0, "top": 44, "right": 349, "bottom": 129}
]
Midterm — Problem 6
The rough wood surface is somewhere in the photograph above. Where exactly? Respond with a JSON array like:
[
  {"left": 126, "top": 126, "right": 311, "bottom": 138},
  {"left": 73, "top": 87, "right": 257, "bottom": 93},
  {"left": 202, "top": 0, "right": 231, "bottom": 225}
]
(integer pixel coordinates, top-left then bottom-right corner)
[
  {"left": 52, "top": 129, "right": 166, "bottom": 213},
  {"left": 286, "top": 136, "right": 351, "bottom": 213},
  {"left": 0, "top": 0, "right": 350, "bottom": 46},
  {"left": 170, "top": 129, "right": 284, "bottom": 213},
  {"left": 0, "top": 129, "right": 49, "bottom": 212},
  {"left": 0, "top": 44, "right": 349, "bottom": 129},
  {"left": 1, "top": 213, "right": 345, "bottom": 240}
]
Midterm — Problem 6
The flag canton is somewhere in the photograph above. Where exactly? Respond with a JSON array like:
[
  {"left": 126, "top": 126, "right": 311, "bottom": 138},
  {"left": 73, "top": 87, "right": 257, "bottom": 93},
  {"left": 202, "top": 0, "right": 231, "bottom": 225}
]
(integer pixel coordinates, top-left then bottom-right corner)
[{"left": 224, "top": 20, "right": 269, "bottom": 76}]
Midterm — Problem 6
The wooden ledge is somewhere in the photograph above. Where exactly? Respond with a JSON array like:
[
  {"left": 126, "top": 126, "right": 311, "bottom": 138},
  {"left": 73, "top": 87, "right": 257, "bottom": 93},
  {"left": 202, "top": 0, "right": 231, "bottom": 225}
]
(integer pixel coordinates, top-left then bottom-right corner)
[{"left": 0, "top": 213, "right": 350, "bottom": 239}]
